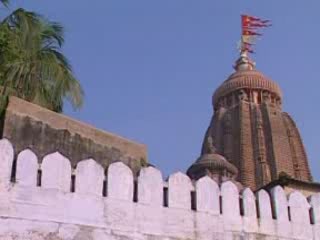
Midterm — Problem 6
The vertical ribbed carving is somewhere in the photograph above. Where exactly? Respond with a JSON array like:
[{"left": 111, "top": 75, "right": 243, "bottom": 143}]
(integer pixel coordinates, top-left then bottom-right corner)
[
  {"left": 214, "top": 107, "right": 227, "bottom": 153},
  {"left": 232, "top": 106, "right": 241, "bottom": 174},
  {"left": 223, "top": 112, "right": 233, "bottom": 161},
  {"left": 252, "top": 106, "right": 271, "bottom": 186},
  {"left": 201, "top": 108, "right": 226, "bottom": 155},
  {"left": 263, "top": 105, "right": 295, "bottom": 178},
  {"left": 195, "top": 68, "right": 313, "bottom": 189},
  {"left": 283, "top": 113, "right": 312, "bottom": 181},
  {"left": 260, "top": 104, "right": 277, "bottom": 180},
  {"left": 239, "top": 101, "right": 256, "bottom": 189},
  {"left": 286, "top": 123, "right": 301, "bottom": 179}
]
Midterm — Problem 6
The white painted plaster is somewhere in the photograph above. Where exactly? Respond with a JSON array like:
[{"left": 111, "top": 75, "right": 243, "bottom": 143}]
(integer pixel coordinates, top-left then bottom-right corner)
[
  {"left": 41, "top": 152, "right": 72, "bottom": 192},
  {"left": 107, "top": 162, "right": 133, "bottom": 201},
  {"left": 76, "top": 159, "right": 104, "bottom": 196},
  {"left": 0, "top": 140, "right": 319, "bottom": 240},
  {"left": 138, "top": 166, "right": 163, "bottom": 206},
  {"left": 196, "top": 176, "right": 220, "bottom": 215},
  {"left": 16, "top": 149, "right": 38, "bottom": 187},
  {"left": 168, "top": 172, "right": 193, "bottom": 210}
]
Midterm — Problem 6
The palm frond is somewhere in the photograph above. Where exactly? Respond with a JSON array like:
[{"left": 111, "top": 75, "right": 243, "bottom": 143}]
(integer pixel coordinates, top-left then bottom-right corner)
[
  {"left": 0, "top": 8, "right": 83, "bottom": 111},
  {"left": 0, "top": 0, "right": 10, "bottom": 7},
  {"left": 41, "top": 21, "right": 64, "bottom": 47}
]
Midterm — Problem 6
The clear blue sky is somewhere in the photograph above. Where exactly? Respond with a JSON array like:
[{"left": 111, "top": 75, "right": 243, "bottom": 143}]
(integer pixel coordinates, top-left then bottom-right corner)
[{"left": 6, "top": 1, "right": 320, "bottom": 180}]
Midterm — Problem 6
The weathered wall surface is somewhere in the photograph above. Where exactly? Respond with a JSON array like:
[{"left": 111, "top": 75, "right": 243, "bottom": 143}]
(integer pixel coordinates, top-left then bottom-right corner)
[
  {"left": 0, "top": 139, "right": 319, "bottom": 240},
  {"left": 1, "top": 97, "right": 147, "bottom": 174}
]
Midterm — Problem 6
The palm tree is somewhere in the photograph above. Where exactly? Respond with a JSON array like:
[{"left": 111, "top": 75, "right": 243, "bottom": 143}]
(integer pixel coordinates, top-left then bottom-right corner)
[
  {"left": 0, "top": 0, "right": 9, "bottom": 7},
  {"left": 0, "top": 8, "right": 83, "bottom": 112}
]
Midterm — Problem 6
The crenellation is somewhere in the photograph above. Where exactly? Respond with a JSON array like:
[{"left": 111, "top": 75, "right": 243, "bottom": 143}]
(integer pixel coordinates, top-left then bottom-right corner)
[
  {"left": 195, "top": 176, "right": 220, "bottom": 214},
  {"left": 271, "top": 186, "right": 289, "bottom": 223},
  {"left": 16, "top": 149, "right": 38, "bottom": 187},
  {"left": 256, "top": 189, "right": 275, "bottom": 235},
  {"left": 256, "top": 190, "right": 273, "bottom": 219},
  {"left": 242, "top": 188, "right": 258, "bottom": 233},
  {"left": 221, "top": 181, "right": 242, "bottom": 231},
  {"left": 168, "top": 172, "right": 193, "bottom": 210},
  {"left": 0, "top": 139, "right": 319, "bottom": 239},
  {"left": 288, "top": 191, "right": 311, "bottom": 224},
  {"left": 107, "top": 162, "right": 134, "bottom": 201},
  {"left": 309, "top": 193, "right": 320, "bottom": 224},
  {"left": 0, "top": 139, "right": 14, "bottom": 189},
  {"left": 271, "top": 186, "right": 292, "bottom": 238},
  {"left": 75, "top": 159, "right": 104, "bottom": 196},
  {"left": 137, "top": 166, "right": 163, "bottom": 206},
  {"left": 288, "top": 191, "right": 313, "bottom": 239},
  {"left": 41, "top": 152, "right": 72, "bottom": 192}
]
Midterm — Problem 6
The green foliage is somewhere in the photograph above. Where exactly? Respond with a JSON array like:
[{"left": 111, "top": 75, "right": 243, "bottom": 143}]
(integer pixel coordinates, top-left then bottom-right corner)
[
  {"left": 0, "top": 0, "right": 10, "bottom": 7},
  {"left": 140, "top": 158, "right": 148, "bottom": 167},
  {"left": 0, "top": 8, "right": 83, "bottom": 112}
]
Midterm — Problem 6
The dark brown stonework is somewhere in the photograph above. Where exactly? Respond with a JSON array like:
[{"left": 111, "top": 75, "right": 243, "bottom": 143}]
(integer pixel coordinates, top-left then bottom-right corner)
[
  {"left": 239, "top": 102, "right": 256, "bottom": 187},
  {"left": 283, "top": 113, "right": 312, "bottom": 181},
  {"left": 1, "top": 97, "right": 147, "bottom": 176},
  {"left": 187, "top": 54, "right": 313, "bottom": 190}
]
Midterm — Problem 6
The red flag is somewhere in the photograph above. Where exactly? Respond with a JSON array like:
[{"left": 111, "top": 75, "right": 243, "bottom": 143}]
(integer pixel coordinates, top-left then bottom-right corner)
[
  {"left": 242, "top": 15, "right": 271, "bottom": 28},
  {"left": 243, "top": 22, "right": 271, "bottom": 28},
  {"left": 239, "top": 14, "right": 271, "bottom": 54},
  {"left": 242, "top": 15, "right": 271, "bottom": 24},
  {"left": 242, "top": 15, "right": 260, "bottom": 21},
  {"left": 242, "top": 30, "right": 262, "bottom": 36},
  {"left": 261, "top": 19, "right": 271, "bottom": 24}
]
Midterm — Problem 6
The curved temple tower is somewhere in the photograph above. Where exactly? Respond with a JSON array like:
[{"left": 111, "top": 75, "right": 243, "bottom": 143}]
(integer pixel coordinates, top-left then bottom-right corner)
[{"left": 187, "top": 53, "right": 312, "bottom": 189}]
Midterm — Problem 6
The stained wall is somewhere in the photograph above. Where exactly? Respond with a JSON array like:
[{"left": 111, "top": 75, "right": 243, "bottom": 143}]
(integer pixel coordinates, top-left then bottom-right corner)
[{"left": 1, "top": 97, "right": 147, "bottom": 174}]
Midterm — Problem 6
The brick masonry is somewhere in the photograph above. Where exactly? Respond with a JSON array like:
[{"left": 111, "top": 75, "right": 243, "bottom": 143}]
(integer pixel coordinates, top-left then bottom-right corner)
[{"left": 194, "top": 69, "right": 312, "bottom": 190}]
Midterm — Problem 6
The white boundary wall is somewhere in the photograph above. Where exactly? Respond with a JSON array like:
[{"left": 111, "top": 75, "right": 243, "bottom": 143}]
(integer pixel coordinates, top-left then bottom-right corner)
[{"left": 0, "top": 139, "right": 319, "bottom": 240}]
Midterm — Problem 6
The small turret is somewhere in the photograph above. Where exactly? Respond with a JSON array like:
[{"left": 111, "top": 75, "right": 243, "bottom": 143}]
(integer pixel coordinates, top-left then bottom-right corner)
[{"left": 187, "top": 136, "right": 238, "bottom": 184}]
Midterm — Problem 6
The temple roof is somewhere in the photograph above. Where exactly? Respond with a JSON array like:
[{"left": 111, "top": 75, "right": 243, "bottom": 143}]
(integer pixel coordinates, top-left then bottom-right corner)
[
  {"left": 213, "top": 69, "right": 282, "bottom": 105},
  {"left": 213, "top": 53, "right": 282, "bottom": 105}
]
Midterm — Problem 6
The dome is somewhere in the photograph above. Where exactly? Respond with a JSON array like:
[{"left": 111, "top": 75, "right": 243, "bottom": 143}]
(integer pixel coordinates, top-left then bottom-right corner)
[
  {"left": 187, "top": 153, "right": 238, "bottom": 180},
  {"left": 213, "top": 69, "right": 282, "bottom": 106}
]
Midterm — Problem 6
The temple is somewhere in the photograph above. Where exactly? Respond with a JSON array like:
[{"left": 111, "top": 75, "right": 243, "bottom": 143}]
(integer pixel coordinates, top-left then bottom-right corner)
[{"left": 187, "top": 52, "right": 313, "bottom": 190}]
